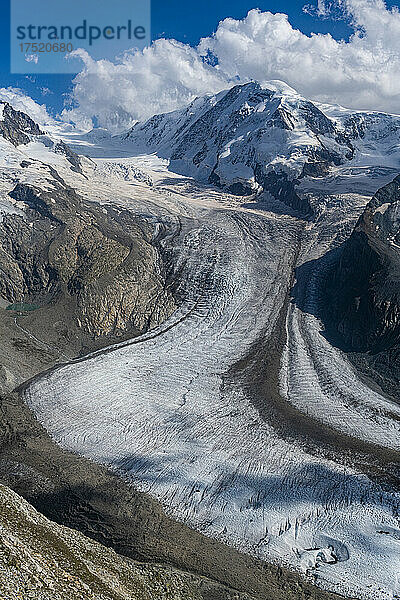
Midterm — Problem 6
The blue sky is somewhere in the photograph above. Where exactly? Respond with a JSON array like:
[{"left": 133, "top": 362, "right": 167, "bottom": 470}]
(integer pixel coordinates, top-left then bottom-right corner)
[
  {"left": 0, "top": 0, "right": 400, "bottom": 118},
  {"left": 0, "top": 0, "right": 356, "bottom": 117}
]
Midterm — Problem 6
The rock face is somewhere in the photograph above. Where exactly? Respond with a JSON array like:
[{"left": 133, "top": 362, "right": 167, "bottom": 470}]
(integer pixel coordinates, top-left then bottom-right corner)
[
  {"left": 0, "top": 102, "right": 175, "bottom": 345},
  {"left": 0, "top": 100, "right": 86, "bottom": 176},
  {"left": 121, "top": 81, "right": 400, "bottom": 215},
  {"left": 323, "top": 175, "right": 400, "bottom": 389},
  {"left": 53, "top": 139, "right": 84, "bottom": 173},
  {"left": 0, "top": 101, "right": 43, "bottom": 146},
  {"left": 0, "top": 176, "right": 174, "bottom": 339},
  {"left": 0, "top": 483, "right": 205, "bottom": 600}
]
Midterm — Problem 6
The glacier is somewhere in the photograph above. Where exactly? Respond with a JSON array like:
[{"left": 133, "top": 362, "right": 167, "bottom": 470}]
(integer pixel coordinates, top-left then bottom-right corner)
[
  {"left": 2, "top": 84, "right": 400, "bottom": 600},
  {"left": 23, "top": 162, "right": 400, "bottom": 600}
]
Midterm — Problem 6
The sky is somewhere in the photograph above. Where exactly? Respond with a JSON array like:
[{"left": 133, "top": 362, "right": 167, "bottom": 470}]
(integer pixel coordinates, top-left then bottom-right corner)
[
  {"left": 0, "top": 0, "right": 400, "bottom": 130},
  {"left": 1, "top": 0, "right": 353, "bottom": 115}
]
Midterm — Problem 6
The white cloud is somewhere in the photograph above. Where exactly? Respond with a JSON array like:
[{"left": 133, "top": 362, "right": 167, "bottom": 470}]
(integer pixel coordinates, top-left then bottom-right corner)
[
  {"left": 303, "top": 0, "right": 347, "bottom": 17},
  {"left": 0, "top": 87, "right": 54, "bottom": 125},
  {"left": 62, "top": 0, "right": 400, "bottom": 132},
  {"left": 199, "top": 1, "right": 400, "bottom": 113}
]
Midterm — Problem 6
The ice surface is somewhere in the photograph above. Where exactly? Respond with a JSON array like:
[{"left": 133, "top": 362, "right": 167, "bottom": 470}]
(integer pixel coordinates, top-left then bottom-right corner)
[
  {"left": 281, "top": 194, "right": 400, "bottom": 450},
  {"left": 21, "top": 141, "right": 69, "bottom": 168}
]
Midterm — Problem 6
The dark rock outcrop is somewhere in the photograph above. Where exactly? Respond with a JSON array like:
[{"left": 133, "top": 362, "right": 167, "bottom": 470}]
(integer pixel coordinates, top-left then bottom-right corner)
[
  {"left": 53, "top": 139, "right": 83, "bottom": 173},
  {"left": 323, "top": 175, "right": 400, "bottom": 390},
  {"left": 254, "top": 169, "right": 312, "bottom": 216},
  {"left": 0, "top": 102, "right": 43, "bottom": 146}
]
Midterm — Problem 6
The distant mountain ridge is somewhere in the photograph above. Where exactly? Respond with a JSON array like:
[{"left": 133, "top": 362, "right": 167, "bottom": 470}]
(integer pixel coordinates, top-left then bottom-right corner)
[{"left": 122, "top": 81, "right": 400, "bottom": 214}]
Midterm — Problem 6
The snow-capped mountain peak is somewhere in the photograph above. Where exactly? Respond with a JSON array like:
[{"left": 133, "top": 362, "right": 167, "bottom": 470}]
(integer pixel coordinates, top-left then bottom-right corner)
[{"left": 121, "top": 81, "right": 400, "bottom": 213}]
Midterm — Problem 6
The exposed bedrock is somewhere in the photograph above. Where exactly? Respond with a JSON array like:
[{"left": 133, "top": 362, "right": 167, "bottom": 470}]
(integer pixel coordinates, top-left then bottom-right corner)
[
  {"left": 0, "top": 177, "right": 175, "bottom": 343},
  {"left": 0, "top": 483, "right": 215, "bottom": 600},
  {"left": 322, "top": 175, "right": 400, "bottom": 392}
]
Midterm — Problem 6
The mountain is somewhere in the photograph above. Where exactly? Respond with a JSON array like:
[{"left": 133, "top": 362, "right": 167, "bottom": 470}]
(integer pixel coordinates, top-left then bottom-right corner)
[
  {"left": 0, "top": 102, "right": 176, "bottom": 393},
  {"left": 323, "top": 175, "right": 400, "bottom": 394},
  {"left": 0, "top": 100, "right": 345, "bottom": 600},
  {"left": 122, "top": 81, "right": 400, "bottom": 214},
  {"left": 0, "top": 100, "right": 87, "bottom": 171},
  {"left": 0, "top": 92, "right": 400, "bottom": 600},
  {"left": 0, "top": 483, "right": 205, "bottom": 600},
  {"left": 0, "top": 100, "right": 43, "bottom": 145}
]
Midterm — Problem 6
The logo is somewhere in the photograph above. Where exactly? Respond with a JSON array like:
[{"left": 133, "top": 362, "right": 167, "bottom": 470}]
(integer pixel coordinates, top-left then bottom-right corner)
[{"left": 11, "top": 0, "right": 151, "bottom": 74}]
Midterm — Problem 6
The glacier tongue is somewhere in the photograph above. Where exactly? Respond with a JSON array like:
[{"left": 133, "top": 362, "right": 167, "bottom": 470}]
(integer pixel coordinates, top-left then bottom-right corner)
[{"left": 281, "top": 194, "right": 400, "bottom": 450}]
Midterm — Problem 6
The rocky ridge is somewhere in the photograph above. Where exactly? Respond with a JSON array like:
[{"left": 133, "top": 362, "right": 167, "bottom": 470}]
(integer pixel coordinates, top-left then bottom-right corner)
[
  {"left": 0, "top": 105, "right": 175, "bottom": 349},
  {"left": 0, "top": 483, "right": 207, "bottom": 600},
  {"left": 323, "top": 175, "right": 400, "bottom": 393},
  {"left": 0, "top": 101, "right": 43, "bottom": 146}
]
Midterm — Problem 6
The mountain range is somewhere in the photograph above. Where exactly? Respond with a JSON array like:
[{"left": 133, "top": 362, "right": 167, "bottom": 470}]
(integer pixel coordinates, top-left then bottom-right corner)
[{"left": 122, "top": 81, "right": 400, "bottom": 213}]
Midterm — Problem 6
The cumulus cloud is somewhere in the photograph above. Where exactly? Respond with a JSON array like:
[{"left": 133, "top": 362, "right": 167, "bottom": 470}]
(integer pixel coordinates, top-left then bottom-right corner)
[
  {"left": 199, "top": 1, "right": 400, "bottom": 112},
  {"left": 62, "top": 0, "right": 400, "bottom": 132},
  {"left": 62, "top": 42, "right": 229, "bottom": 131},
  {"left": 0, "top": 87, "right": 54, "bottom": 125}
]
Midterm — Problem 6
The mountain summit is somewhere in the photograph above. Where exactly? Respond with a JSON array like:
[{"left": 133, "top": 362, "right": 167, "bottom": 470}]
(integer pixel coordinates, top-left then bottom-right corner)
[{"left": 122, "top": 81, "right": 400, "bottom": 213}]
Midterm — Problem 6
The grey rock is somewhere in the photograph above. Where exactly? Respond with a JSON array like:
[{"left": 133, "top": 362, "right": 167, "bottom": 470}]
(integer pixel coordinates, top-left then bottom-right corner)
[
  {"left": 323, "top": 175, "right": 400, "bottom": 391},
  {"left": 0, "top": 101, "right": 43, "bottom": 146},
  {"left": 2, "top": 173, "right": 175, "bottom": 340}
]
